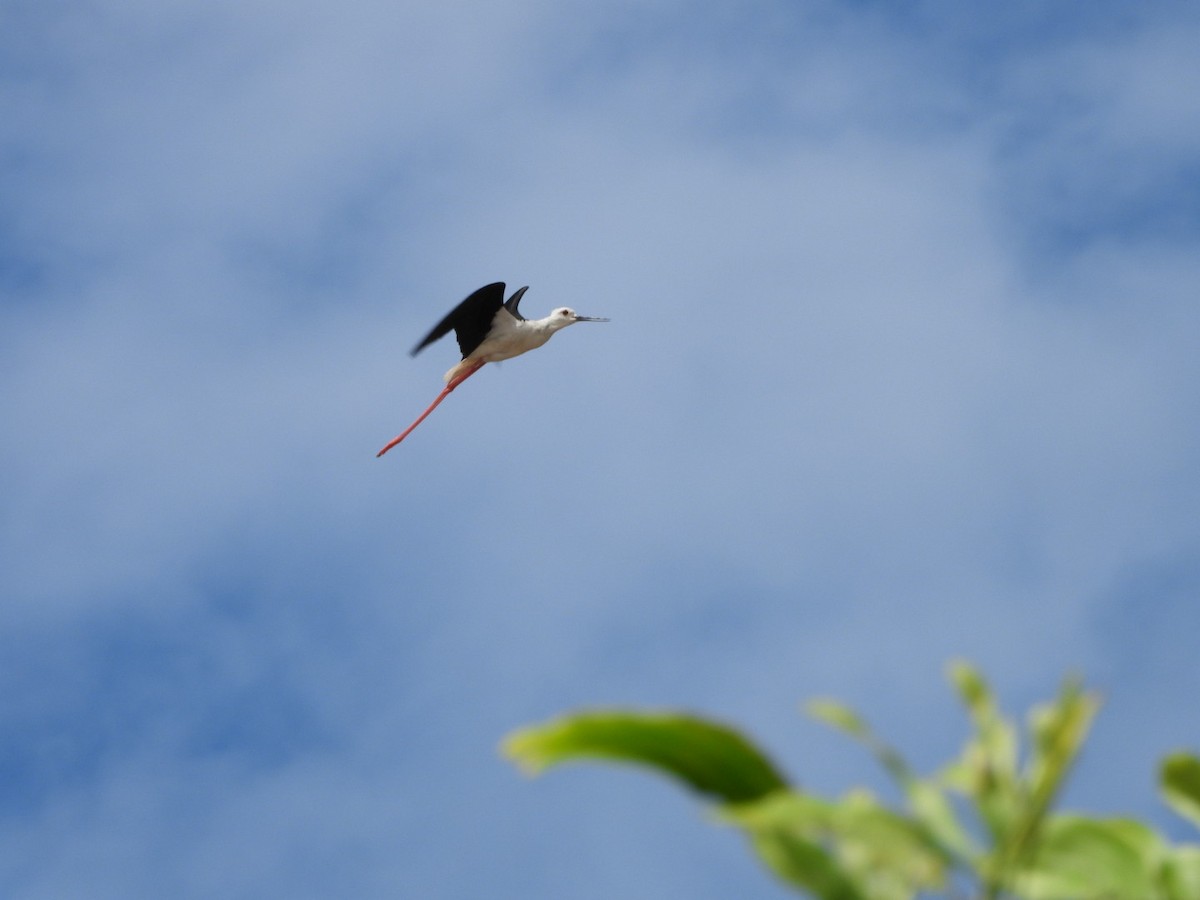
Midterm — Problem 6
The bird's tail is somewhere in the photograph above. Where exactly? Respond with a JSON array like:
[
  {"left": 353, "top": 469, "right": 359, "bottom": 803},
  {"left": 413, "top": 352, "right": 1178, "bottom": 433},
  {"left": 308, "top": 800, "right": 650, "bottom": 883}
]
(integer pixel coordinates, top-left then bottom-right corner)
[{"left": 443, "top": 358, "right": 480, "bottom": 385}]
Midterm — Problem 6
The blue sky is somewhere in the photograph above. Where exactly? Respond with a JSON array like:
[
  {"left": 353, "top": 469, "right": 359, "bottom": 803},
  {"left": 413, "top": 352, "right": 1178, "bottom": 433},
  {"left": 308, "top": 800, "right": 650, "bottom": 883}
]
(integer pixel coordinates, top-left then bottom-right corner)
[{"left": 2, "top": 1, "right": 1200, "bottom": 897}]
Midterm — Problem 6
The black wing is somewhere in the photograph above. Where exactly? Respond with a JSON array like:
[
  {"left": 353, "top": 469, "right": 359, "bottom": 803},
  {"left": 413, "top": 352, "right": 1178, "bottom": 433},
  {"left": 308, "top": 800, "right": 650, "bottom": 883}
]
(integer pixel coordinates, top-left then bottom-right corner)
[
  {"left": 411, "top": 282, "right": 506, "bottom": 359},
  {"left": 504, "top": 286, "right": 529, "bottom": 320}
]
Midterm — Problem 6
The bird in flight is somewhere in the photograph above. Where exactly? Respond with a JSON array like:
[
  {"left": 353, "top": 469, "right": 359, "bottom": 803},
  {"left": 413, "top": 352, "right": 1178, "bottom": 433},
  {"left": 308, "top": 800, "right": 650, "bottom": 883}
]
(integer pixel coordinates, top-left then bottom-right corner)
[{"left": 376, "top": 282, "right": 609, "bottom": 456}]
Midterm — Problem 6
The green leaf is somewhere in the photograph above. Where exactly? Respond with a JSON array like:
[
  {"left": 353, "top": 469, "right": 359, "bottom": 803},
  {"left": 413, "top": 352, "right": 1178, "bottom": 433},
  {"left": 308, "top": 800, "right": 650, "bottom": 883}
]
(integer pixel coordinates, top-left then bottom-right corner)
[
  {"left": 807, "top": 700, "right": 871, "bottom": 740},
  {"left": 948, "top": 659, "right": 993, "bottom": 714},
  {"left": 721, "top": 793, "right": 870, "bottom": 900},
  {"left": 748, "top": 827, "right": 868, "bottom": 900},
  {"left": 947, "top": 661, "right": 1018, "bottom": 781},
  {"left": 725, "top": 790, "right": 951, "bottom": 898},
  {"left": 1162, "top": 752, "right": 1200, "bottom": 830},
  {"left": 955, "top": 726, "right": 1021, "bottom": 845},
  {"left": 834, "top": 790, "right": 950, "bottom": 893},
  {"left": 503, "top": 710, "right": 788, "bottom": 804},
  {"left": 1012, "top": 815, "right": 1162, "bottom": 900},
  {"left": 907, "top": 778, "right": 979, "bottom": 861},
  {"left": 1162, "top": 845, "right": 1200, "bottom": 900}
]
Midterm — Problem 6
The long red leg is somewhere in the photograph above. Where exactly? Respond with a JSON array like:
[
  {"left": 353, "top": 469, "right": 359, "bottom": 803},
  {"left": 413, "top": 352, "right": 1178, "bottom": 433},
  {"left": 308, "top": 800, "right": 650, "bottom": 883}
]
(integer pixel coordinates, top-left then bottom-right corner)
[{"left": 376, "top": 360, "right": 485, "bottom": 457}]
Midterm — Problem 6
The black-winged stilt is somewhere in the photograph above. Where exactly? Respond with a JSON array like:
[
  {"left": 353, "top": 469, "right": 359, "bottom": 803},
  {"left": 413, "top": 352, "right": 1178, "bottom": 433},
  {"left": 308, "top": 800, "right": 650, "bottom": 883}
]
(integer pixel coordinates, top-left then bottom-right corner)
[{"left": 376, "top": 282, "right": 609, "bottom": 456}]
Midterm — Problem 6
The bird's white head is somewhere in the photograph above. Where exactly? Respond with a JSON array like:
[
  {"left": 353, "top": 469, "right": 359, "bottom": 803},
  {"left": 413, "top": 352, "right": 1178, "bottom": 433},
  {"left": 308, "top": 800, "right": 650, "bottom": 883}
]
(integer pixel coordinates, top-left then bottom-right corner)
[{"left": 547, "top": 307, "right": 611, "bottom": 331}]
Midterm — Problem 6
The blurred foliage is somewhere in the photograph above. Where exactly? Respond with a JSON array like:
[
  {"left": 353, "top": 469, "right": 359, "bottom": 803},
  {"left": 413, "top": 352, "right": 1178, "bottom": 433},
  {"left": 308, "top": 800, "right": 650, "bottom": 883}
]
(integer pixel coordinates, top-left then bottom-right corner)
[{"left": 503, "top": 661, "right": 1200, "bottom": 899}]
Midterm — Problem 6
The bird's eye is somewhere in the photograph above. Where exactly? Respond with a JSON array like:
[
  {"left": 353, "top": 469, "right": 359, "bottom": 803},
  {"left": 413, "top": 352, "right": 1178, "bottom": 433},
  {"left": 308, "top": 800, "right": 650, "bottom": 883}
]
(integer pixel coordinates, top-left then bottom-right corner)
[{"left": 560, "top": 309, "right": 570, "bottom": 316}]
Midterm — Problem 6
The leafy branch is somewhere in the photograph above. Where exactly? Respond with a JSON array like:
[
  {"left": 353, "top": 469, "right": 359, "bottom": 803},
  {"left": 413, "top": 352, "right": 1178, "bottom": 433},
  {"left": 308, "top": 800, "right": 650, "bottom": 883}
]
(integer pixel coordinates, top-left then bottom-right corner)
[{"left": 503, "top": 661, "right": 1200, "bottom": 899}]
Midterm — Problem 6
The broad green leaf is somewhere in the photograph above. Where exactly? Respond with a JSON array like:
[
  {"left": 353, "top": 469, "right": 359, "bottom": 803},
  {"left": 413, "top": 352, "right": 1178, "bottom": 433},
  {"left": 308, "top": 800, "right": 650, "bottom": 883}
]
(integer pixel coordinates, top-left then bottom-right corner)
[
  {"left": 1012, "top": 815, "right": 1162, "bottom": 900},
  {"left": 748, "top": 827, "right": 867, "bottom": 900},
  {"left": 1162, "top": 752, "right": 1200, "bottom": 830},
  {"left": 725, "top": 792, "right": 903, "bottom": 900},
  {"left": 834, "top": 790, "right": 950, "bottom": 892},
  {"left": 1162, "top": 845, "right": 1200, "bottom": 900},
  {"left": 503, "top": 710, "right": 788, "bottom": 804},
  {"left": 725, "top": 790, "right": 949, "bottom": 899}
]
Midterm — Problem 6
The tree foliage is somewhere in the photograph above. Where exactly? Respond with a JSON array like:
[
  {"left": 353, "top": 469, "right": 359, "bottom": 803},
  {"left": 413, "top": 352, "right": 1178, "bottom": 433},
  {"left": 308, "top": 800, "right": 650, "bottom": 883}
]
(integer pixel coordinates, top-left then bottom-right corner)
[{"left": 503, "top": 661, "right": 1200, "bottom": 899}]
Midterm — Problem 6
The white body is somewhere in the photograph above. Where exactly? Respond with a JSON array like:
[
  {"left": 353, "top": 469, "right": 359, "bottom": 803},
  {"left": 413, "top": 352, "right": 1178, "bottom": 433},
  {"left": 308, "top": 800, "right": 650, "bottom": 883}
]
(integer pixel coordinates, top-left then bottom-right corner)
[{"left": 444, "top": 307, "right": 586, "bottom": 383}]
